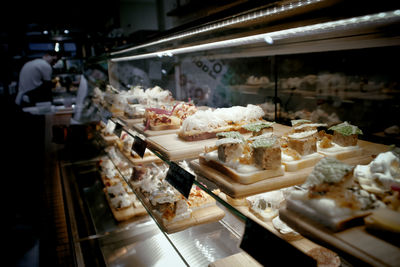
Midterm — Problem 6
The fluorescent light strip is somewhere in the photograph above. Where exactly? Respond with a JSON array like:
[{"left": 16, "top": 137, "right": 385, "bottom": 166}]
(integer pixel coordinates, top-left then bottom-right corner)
[
  {"left": 111, "top": 0, "right": 322, "bottom": 56},
  {"left": 111, "top": 10, "right": 400, "bottom": 62}
]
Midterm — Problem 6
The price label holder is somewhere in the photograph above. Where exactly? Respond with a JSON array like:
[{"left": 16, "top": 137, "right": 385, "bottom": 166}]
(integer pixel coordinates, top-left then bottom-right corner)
[
  {"left": 165, "top": 162, "right": 195, "bottom": 199},
  {"left": 114, "top": 121, "right": 123, "bottom": 137},
  {"left": 240, "top": 218, "right": 316, "bottom": 266},
  {"left": 132, "top": 135, "right": 147, "bottom": 158}
]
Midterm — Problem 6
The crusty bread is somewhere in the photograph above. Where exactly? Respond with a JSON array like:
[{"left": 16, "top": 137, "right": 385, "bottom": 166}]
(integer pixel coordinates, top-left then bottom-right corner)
[
  {"left": 282, "top": 153, "right": 324, "bottom": 172},
  {"left": 199, "top": 155, "right": 284, "bottom": 184}
]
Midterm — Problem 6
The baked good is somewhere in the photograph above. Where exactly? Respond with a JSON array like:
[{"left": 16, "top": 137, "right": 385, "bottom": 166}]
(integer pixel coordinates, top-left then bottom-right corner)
[
  {"left": 187, "top": 185, "right": 216, "bottom": 210},
  {"left": 143, "top": 102, "right": 197, "bottom": 131},
  {"left": 287, "top": 157, "right": 384, "bottom": 231},
  {"left": 148, "top": 181, "right": 192, "bottom": 224},
  {"left": 317, "top": 122, "right": 363, "bottom": 160},
  {"left": 281, "top": 130, "right": 324, "bottom": 171},
  {"left": 241, "top": 121, "right": 274, "bottom": 136},
  {"left": 178, "top": 104, "right": 265, "bottom": 141},
  {"left": 200, "top": 133, "right": 284, "bottom": 184},
  {"left": 104, "top": 182, "right": 136, "bottom": 221},
  {"left": 247, "top": 190, "right": 286, "bottom": 222}
]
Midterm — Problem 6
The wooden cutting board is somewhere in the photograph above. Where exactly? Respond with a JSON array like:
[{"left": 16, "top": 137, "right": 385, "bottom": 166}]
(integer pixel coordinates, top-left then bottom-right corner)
[
  {"left": 190, "top": 159, "right": 310, "bottom": 198},
  {"left": 131, "top": 122, "right": 180, "bottom": 137},
  {"left": 146, "top": 133, "right": 218, "bottom": 161},
  {"left": 119, "top": 150, "right": 163, "bottom": 165},
  {"left": 279, "top": 207, "right": 400, "bottom": 267}
]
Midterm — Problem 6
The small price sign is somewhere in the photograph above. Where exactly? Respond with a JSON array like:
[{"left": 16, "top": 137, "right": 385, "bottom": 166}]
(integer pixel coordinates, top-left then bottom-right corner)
[
  {"left": 132, "top": 135, "right": 147, "bottom": 158},
  {"left": 165, "top": 162, "right": 195, "bottom": 199},
  {"left": 240, "top": 218, "right": 316, "bottom": 266},
  {"left": 114, "top": 121, "right": 123, "bottom": 137}
]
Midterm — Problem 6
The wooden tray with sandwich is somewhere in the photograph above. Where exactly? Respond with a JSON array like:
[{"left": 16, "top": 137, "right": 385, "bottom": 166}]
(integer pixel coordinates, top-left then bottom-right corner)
[{"left": 279, "top": 152, "right": 400, "bottom": 267}]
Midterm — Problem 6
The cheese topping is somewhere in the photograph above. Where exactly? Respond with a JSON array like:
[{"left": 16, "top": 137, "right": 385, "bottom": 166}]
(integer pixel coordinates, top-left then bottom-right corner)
[
  {"left": 304, "top": 157, "right": 353, "bottom": 187},
  {"left": 354, "top": 151, "right": 400, "bottom": 193},
  {"left": 329, "top": 121, "right": 363, "bottom": 136},
  {"left": 180, "top": 104, "right": 264, "bottom": 132}
]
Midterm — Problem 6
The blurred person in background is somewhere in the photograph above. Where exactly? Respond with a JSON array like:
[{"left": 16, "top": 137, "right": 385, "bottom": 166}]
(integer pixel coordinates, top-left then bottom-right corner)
[{"left": 15, "top": 51, "right": 60, "bottom": 107}]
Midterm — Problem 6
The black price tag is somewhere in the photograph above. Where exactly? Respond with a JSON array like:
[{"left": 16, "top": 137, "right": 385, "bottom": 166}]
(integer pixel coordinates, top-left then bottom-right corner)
[
  {"left": 114, "top": 122, "right": 123, "bottom": 137},
  {"left": 132, "top": 135, "right": 147, "bottom": 158},
  {"left": 240, "top": 218, "right": 316, "bottom": 266},
  {"left": 165, "top": 162, "right": 195, "bottom": 199}
]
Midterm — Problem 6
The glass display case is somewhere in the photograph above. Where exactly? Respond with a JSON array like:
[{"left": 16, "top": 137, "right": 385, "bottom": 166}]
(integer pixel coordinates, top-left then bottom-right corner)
[{"left": 61, "top": 1, "right": 400, "bottom": 266}]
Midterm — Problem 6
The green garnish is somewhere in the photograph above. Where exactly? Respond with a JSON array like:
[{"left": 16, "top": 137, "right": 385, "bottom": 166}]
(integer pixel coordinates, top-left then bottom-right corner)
[
  {"left": 251, "top": 136, "right": 277, "bottom": 148},
  {"left": 242, "top": 121, "right": 274, "bottom": 132},
  {"left": 329, "top": 121, "right": 363, "bottom": 136},
  {"left": 216, "top": 131, "right": 244, "bottom": 141}
]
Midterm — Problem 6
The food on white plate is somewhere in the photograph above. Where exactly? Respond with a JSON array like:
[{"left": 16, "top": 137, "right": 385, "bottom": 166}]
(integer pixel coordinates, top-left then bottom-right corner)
[
  {"left": 354, "top": 151, "right": 400, "bottom": 195},
  {"left": 281, "top": 129, "right": 324, "bottom": 172},
  {"left": 179, "top": 104, "right": 265, "bottom": 141},
  {"left": 317, "top": 121, "right": 363, "bottom": 160},
  {"left": 287, "top": 157, "right": 385, "bottom": 231},
  {"left": 200, "top": 132, "right": 284, "bottom": 184}
]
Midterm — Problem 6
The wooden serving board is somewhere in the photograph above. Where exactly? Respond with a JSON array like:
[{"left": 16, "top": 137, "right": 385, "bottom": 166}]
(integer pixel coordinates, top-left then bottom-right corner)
[
  {"left": 134, "top": 189, "right": 225, "bottom": 234},
  {"left": 120, "top": 150, "right": 163, "bottom": 165},
  {"left": 146, "top": 133, "right": 218, "bottom": 161},
  {"left": 190, "top": 137, "right": 388, "bottom": 198},
  {"left": 131, "top": 122, "right": 180, "bottom": 137},
  {"left": 190, "top": 159, "right": 310, "bottom": 198},
  {"left": 279, "top": 207, "right": 400, "bottom": 267}
]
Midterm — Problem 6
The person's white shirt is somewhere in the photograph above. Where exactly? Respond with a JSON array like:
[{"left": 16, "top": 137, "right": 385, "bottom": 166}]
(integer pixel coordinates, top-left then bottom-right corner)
[{"left": 15, "top": 58, "right": 52, "bottom": 105}]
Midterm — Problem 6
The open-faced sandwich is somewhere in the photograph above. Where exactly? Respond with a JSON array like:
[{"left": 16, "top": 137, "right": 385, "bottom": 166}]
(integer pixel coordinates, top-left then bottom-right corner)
[
  {"left": 178, "top": 104, "right": 265, "bottom": 141},
  {"left": 143, "top": 102, "right": 197, "bottom": 131},
  {"left": 286, "top": 157, "right": 385, "bottom": 231},
  {"left": 133, "top": 162, "right": 220, "bottom": 226},
  {"left": 200, "top": 131, "right": 284, "bottom": 184},
  {"left": 317, "top": 121, "right": 363, "bottom": 160},
  {"left": 280, "top": 120, "right": 324, "bottom": 172}
]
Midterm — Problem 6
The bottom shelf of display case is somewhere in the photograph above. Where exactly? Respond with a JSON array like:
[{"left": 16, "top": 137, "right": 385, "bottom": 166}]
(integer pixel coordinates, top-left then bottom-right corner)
[{"left": 60, "top": 158, "right": 247, "bottom": 266}]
